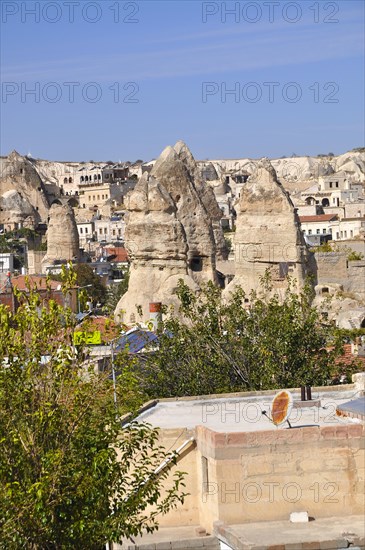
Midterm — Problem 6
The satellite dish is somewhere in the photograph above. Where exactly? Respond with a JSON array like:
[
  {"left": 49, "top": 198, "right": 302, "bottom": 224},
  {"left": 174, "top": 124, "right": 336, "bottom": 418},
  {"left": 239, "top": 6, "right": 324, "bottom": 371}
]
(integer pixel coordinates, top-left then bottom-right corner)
[{"left": 271, "top": 390, "right": 293, "bottom": 427}]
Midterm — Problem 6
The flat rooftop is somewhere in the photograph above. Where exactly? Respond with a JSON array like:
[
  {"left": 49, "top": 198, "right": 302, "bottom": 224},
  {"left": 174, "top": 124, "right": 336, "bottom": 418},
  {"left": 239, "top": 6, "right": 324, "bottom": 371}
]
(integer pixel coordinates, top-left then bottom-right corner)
[{"left": 137, "top": 388, "right": 362, "bottom": 432}]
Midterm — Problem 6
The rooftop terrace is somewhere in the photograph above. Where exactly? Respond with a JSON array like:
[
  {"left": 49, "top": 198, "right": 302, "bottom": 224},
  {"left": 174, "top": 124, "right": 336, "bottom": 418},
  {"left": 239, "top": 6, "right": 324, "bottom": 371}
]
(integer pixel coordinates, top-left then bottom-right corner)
[{"left": 137, "top": 387, "right": 362, "bottom": 433}]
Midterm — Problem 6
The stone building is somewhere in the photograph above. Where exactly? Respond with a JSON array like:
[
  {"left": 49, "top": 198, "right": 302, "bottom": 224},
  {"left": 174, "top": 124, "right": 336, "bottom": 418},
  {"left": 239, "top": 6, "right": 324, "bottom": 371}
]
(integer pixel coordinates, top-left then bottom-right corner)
[{"left": 114, "top": 379, "right": 365, "bottom": 549}]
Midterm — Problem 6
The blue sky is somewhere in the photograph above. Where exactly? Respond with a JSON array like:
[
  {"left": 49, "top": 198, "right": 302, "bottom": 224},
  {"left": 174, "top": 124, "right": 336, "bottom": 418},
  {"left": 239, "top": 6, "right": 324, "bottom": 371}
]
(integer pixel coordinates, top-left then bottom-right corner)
[{"left": 0, "top": 0, "right": 364, "bottom": 161}]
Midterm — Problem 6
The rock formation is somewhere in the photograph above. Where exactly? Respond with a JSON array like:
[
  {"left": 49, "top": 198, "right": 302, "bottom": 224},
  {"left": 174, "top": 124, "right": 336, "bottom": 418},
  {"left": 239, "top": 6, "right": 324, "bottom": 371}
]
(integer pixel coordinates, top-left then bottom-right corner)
[
  {"left": 0, "top": 151, "right": 50, "bottom": 229},
  {"left": 115, "top": 141, "right": 225, "bottom": 323},
  {"left": 224, "top": 159, "right": 311, "bottom": 299},
  {"left": 151, "top": 141, "right": 225, "bottom": 277},
  {"left": 41, "top": 202, "right": 80, "bottom": 272}
]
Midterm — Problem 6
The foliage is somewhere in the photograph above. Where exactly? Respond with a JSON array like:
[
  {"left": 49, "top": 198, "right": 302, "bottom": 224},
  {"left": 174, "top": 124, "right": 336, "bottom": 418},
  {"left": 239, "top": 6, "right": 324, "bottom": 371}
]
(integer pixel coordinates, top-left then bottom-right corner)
[
  {"left": 224, "top": 237, "right": 232, "bottom": 255},
  {"left": 141, "top": 278, "right": 352, "bottom": 398},
  {"left": 347, "top": 250, "right": 364, "bottom": 261},
  {"left": 74, "top": 263, "right": 107, "bottom": 306},
  {"left": 106, "top": 269, "right": 130, "bottom": 313},
  {"left": 0, "top": 271, "right": 185, "bottom": 548},
  {"left": 311, "top": 242, "right": 364, "bottom": 261},
  {"left": 310, "top": 241, "right": 334, "bottom": 253}
]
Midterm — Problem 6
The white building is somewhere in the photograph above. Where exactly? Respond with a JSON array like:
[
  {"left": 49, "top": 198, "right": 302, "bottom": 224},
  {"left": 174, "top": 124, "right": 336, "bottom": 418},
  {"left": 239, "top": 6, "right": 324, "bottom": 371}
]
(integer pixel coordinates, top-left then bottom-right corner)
[
  {"left": 300, "top": 214, "right": 365, "bottom": 242},
  {"left": 94, "top": 216, "right": 125, "bottom": 243},
  {"left": 0, "top": 253, "right": 14, "bottom": 273},
  {"left": 301, "top": 172, "right": 364, "bottom": 209},
  {"left": 76, "top": 221, "right": 94, "bottom": 247}
]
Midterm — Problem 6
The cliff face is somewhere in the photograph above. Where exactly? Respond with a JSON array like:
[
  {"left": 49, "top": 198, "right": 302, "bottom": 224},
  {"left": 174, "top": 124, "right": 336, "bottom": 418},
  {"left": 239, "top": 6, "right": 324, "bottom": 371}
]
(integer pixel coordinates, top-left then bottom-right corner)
[
  {"left": 224, "top": 159, "right": 311, "bottom": 299},
  {"left": 0, "top": 151, "right": 50, "bottom": 229},
  {"left": 115, "top": 141, "right": 225, "bottom": 323}
]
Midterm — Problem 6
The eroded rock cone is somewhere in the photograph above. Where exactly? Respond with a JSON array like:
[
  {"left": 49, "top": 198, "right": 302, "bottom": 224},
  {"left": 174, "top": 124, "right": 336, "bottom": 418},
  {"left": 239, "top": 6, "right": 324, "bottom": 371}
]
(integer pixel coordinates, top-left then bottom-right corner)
[
  {"left": 0, "top": 150, "right": 50, "bottom": 229},
  {"left": 151, "top": 142, "right": 220, "bottom": 283},
  {"left": 224, "top": 158, "right": 312, "bottom": 299},
  {"left": 114, "top": 172, "right": 198, "bottom": 323},
  {"left": 41, "top": 202, "right": 80, "bottom": 271}
]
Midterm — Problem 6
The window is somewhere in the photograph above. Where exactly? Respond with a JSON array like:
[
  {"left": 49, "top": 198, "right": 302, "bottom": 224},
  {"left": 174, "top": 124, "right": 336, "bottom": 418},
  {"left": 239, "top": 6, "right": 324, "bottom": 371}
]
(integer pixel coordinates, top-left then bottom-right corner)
[
  {"left": 344, "top": 231, "right": 347, "bottom": 238},
  {"left": 99, "top": 228, "right": 102, "bottom": 235},
  {"left": 80, "top": 228, "right": 83, "bottom": 234},
  {"left": 279, "top": 262, "right": 289, "bottom": 279},
  {"left": 316, "top": 229, "right": 320, "bottom": 234},
  {"left": 97, "top": 195, "right": 100, "bottom": 200},
  {"left": 308, "top": 230, "right": 312, "bottom": 235},
  {"left": 329, "top": 182, "right": 333, "bottom": 188},
  {"left": 336, "top": 182, "right": 339, "bottom": 188},
  {"left": 336, "top": 232, "right": 339, "bottom": 239},
  {"left": 323, "top": 229, "right": 326, "bottom": 234},
  {"left": 85, "top": 227, "right": 88, "bottom": 234},
  {"left": 104, "top": 228, "right": 107, "bottom": 234},
  {"left": 112, "top": 229, "right": 116, "bottom": 236},
  {"left": 190, "top": 257, "right": 203, "bottom": 272},
  {"left": 350, "top": 230, "right": 353, "bottom": 237},
  {"left": 118, "top": 229, "right": 121, "bottom": 235}
]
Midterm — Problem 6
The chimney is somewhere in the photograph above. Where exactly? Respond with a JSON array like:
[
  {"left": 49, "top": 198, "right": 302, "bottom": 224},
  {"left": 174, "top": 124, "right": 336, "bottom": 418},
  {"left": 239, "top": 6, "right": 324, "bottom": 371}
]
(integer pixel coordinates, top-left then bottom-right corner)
[{"left": 149, "top": 302, "right": 162, "bottom": 331}]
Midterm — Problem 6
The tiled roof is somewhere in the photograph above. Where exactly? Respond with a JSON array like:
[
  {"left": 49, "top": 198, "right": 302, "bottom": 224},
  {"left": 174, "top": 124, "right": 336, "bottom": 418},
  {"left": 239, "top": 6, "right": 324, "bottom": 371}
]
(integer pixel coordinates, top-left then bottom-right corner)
[
  {"left": 105, "top": 247, "right": 129, "bottom": 262},
  {"left": 335, "top": 344, "right": 365, "bottom": 368},
  {"left": 299, "top": 214, "right": 338, "bottom": 223},
  {"left": 9, "top": 275, "right": 61, "bottom": 291}
]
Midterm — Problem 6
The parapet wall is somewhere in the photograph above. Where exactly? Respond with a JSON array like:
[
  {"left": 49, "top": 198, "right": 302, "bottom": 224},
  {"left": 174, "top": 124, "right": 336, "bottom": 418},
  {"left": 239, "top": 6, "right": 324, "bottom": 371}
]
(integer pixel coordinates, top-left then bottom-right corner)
[{"left": 195, "top": 423, "right": 364, "bottom": 530}]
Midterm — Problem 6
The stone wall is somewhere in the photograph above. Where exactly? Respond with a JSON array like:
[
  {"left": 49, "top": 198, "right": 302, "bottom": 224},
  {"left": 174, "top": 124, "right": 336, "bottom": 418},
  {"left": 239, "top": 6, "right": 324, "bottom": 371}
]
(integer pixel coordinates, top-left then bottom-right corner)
[
  {"left": 315, "top": 252, "right": 348, "bottom": 286},
  {"left": 347, "top": 260, "right": 365, "bottom": 300},
  {"left": 195, "top": 423, "right": 364, "bottom": 530},
  {"left": 150, "top": 421, "right": 364, "bottom": 532}
]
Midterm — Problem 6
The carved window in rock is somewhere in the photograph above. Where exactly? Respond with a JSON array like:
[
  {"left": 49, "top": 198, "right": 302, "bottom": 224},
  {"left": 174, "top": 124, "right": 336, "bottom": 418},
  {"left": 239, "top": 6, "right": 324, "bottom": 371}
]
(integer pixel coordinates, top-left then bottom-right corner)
[
  {"left": 190, "top": 257, "right": 203, "bottom": 272},
  {"left": 270, "top": 262, "right": 295, "bottom": 281}
]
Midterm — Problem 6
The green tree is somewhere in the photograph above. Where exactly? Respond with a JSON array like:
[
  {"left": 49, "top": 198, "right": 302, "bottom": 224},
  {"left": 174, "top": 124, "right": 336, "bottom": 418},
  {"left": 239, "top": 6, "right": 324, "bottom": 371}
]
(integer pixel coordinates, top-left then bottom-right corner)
[
  {"left": 106, "top": 269, "right": 130, "bottom": 313},
  {"left": 0, "top": 276, "right": 185, "bottom": 549},
  {"left": 142, "top": 278, "right": 353, "bottom": 398},
  {"left": 74, "top": 263, "right": 107, "bottom": 306}
]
